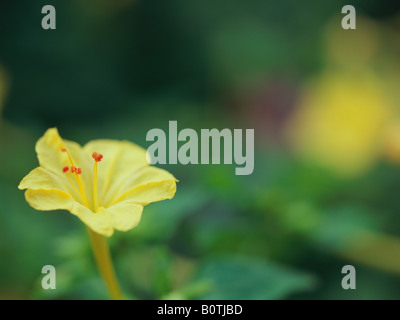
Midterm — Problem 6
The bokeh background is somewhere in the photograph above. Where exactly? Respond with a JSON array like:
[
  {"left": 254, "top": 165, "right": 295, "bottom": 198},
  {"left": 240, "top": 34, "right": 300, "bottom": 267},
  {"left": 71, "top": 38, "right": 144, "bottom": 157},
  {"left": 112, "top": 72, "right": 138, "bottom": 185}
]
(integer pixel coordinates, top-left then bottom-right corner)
[{"left": 1, "top": 0, "right": 400, "bottom": 299}]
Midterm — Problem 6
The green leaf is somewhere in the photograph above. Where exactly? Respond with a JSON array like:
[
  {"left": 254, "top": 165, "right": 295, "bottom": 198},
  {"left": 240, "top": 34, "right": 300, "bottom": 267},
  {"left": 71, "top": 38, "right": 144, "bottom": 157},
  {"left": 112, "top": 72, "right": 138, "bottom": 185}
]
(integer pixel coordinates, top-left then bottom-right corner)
[
  {"left": 311, "top": 204, "right": 381, "bottom": 250},
  {"left": 191, "top": 256, "right": 315, "bottom": 300}
]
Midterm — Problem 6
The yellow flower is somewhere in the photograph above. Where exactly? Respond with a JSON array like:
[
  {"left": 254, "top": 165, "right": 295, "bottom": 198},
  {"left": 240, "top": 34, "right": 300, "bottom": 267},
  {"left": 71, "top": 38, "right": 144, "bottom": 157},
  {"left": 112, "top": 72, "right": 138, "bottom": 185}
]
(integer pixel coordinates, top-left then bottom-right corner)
[
  {"left": 18, "top": 128, "right": 177, "bottom": 237},
  {"left": 287, "top": 70, "right": 394, "bottom": 177}
]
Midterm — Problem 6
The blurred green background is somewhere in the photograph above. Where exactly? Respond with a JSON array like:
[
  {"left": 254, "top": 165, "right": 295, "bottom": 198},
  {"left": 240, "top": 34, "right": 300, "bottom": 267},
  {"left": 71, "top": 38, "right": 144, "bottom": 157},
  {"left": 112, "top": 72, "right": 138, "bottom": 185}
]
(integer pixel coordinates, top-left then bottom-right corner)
[{"left": 1, "top": 0, "right": 400, "bottom": 300}]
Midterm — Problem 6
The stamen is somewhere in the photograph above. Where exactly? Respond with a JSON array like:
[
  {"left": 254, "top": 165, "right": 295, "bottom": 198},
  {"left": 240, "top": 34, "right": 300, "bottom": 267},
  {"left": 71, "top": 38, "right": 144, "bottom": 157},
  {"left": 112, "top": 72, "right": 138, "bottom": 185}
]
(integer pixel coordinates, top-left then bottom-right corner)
[
  {"left": 68, "top": 166, "right": 81, "bottom": 175},
  {"left": 62, "top": 166, "right": 80, "bottom": 195},
  {"left": 92, "top": 152, "right": 103, "bottom": 162},
  {"left": 61, "top": 146, "right": 76, "bottom": 168},
  {"left": 92, "top": 152, "right": 103, "bottom": 212},
  {"left": 60, "top": 146, "right": 89, "bottom": 208}
]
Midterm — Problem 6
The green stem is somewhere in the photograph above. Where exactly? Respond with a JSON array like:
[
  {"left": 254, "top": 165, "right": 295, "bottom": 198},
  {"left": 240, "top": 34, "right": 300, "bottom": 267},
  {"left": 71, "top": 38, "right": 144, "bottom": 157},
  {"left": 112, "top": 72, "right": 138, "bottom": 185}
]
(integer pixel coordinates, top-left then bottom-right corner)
[{"left": 87, "top": 228, "right": 123, "bottom": 300}]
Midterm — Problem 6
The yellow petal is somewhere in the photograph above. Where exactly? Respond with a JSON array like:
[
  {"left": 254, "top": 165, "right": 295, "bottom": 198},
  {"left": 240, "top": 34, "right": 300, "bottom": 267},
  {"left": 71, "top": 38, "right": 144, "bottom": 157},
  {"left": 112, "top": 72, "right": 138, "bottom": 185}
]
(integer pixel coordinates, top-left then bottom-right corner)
[
  {"left": 35, "top": 128, "right": 63, "bottom": 172},
  {"left": 24, "top": 189, "right": 75, "bottom": 211},
  {"left": 82, "top": 139, "right": 149, "bottom": 206},
  {"left": 98, "top": 202, "right": 143, "bottom": 232},
  {"left": 19, "top": 165, "right": 112, "bottom": 236},
  {"left": 110, "top": 166, "right": 177, "bottom": 206},
  {"left": 72, "top": 205, "right": 114, "bottom": 237},
  {"left": 35, "top": 128, "right": 94, "bottom": 204},
  {"left": 19, "top": 167, "right": 67, "bottom": 191},
  {"left": 18, "top": 167, "right": 83, "bottom": 203},
  {"left": 36, "top": 128, "right": 86, "bottom": 173},
  {"left": 23, "top": 188, "right": 114, "bottom": 237}
]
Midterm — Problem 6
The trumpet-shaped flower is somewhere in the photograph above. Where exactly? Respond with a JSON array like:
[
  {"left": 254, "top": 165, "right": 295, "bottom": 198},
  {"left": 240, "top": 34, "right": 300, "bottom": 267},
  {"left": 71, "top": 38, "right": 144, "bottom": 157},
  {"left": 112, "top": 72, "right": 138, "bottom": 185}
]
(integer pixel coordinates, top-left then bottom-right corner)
[{"left": 18, "top": 128, "right": 177, "bottom": 237}]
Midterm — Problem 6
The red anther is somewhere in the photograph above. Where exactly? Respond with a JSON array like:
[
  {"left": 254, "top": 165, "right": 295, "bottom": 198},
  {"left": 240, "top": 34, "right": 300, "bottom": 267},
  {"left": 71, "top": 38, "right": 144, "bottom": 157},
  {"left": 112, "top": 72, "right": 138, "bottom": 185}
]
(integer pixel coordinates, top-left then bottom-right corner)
[
  {"left": 62, "top": 166, "right": 69, "bottom": 173},
  {"left": 92, "top": 152, "right": 103, "bottom": 162},
  {"left": 76, "top": 168, "right": 82, "bottom": 175},
  {"left": 61, "top": 147, "right": 67, "bottom": 152},
  {"left": 71, "top": 166, "right": 76, "bottom": 173}
]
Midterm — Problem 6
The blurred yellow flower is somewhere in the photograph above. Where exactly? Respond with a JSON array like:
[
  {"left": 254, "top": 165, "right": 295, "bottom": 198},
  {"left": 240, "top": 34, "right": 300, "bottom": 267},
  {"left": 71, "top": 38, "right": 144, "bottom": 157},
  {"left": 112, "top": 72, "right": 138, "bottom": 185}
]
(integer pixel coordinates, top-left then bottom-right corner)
[
  {"left": 285, "top": 15, "right": 400, "bottom": 177},
  {"left": 18, "top": 128, "right": 177, "bottom": 236},
  {"left": 287, "top": 71, "right": 395, "bottom": 177}
]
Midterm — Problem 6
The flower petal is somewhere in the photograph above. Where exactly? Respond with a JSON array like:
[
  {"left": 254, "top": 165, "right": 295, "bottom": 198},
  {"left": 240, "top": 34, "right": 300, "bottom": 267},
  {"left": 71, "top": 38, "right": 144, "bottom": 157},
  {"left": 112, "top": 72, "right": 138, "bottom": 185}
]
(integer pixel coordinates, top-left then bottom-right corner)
[
  {"left": 36, "top": 128, "right": 87, "bottom": 174},
  {"left": 24, "top": 188, "right": 75, "bottom": 211},
  {"left": 72, "top": 205, "right": 114, "bottom": 237},
  {"left": 35, "top": 128, "right": 64, "bottom": 172},
  {"left": 23, "top": 188, "right": 114, "bottom": 237},
  {"left": 82, "top": 140, "right": 149, "bottom": 206},
  {"left": 18, "top": 166, "right": 83, "bottom": 202},
  {"left": 20, "top": 166, "right": 112, "bottom": 236},
  {"left": 98, "top": 202, "right": 143, "bottom": 232},
  {"left": 109, "top": 166, "right": 177, "bottom": 206},
  {"left": 19, "top": 167, "right": 67, "bottom": 191},
  {"left": 34, "top": 128, "right": 94, "bottom": 206}
]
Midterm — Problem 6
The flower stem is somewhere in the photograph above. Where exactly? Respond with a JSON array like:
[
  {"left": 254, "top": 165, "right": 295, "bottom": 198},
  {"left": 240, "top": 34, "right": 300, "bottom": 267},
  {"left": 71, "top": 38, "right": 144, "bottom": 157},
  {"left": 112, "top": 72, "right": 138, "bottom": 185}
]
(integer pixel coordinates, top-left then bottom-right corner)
[{"left": 88, "top": 228, "right": 123, "bottom": 300}]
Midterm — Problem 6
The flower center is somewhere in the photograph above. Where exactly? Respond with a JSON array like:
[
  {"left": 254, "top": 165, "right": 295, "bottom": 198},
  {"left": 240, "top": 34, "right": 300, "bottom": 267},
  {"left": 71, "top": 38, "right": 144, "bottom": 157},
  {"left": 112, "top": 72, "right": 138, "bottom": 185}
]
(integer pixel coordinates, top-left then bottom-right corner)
[{"left": 60, "top": 147, "right": 103, "bottom": 212}]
